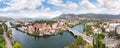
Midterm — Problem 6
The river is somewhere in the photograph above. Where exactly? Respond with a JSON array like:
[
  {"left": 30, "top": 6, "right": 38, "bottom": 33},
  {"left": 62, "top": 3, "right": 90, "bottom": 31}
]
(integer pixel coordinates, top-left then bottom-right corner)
[{"left": 6, "top": 22, "right": 84, "bottom": 48}]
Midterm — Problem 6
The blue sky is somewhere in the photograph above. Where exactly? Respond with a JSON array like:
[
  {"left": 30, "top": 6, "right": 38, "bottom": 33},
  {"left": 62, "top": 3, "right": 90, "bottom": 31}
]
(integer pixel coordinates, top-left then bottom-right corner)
[{"left": 0, "top": 0, "right": 120, "bottom": 18}]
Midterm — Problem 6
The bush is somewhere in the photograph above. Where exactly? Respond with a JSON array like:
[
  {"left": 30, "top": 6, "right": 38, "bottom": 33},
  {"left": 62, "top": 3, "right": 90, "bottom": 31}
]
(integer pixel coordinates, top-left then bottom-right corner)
[
  {"left": 13, "top": 41, "right": 22, "bottom": 48},
  {"left": 0, "top": 36, "right": 5, "bottom": 48}
]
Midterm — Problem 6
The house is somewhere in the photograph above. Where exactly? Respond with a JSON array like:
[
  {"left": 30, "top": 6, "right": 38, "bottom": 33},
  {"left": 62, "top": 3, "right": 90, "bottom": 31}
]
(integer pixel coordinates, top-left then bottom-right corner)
[
  {"left": 50, "top": 28, "right": 55, "bottom": 33},
  {"left": 93, "top": 28, "right": 102, "bottom": 34},
  {"left": 52, "top": 23, "right": 57, "bottom": 29},
  {"left": 91, "top": 26, "right": 102, "bottom": 34},
  {"left": 28, "top": 26, "right": 35, "bottom": 34}
]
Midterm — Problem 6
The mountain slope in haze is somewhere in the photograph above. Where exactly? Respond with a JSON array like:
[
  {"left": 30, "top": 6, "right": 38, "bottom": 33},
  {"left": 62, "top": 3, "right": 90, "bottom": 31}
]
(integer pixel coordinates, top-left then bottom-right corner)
[
  {"left": 0, "top": 16, "right": 14, "bottom": 21},
  {"left": 54, "top": 14, "right": 120, "bottom": 19}
]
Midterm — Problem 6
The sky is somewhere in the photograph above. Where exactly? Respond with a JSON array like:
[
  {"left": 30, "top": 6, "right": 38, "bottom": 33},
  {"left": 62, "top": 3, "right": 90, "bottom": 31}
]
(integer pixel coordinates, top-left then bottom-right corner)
[{"left": 0, "top": 0, "right": 120, "bottom": 18}]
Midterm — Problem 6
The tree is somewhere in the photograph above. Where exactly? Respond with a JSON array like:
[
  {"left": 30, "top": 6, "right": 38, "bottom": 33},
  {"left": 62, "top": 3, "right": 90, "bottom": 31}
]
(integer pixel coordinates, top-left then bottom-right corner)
[
  {"left": 13, "top": 41, "right": 22, "bottom": 48},
  {"left": 96, "top": 33, "right": 105, "bottom": 40},
  {"left": 6, "top": 29, "right": 12, "bottom": 36},
  {"left": 76, "top": 36, "right": 84, "bottom": 45},
  {"left": 64, "top": 45, "right": 69, "bottom": 48},
  {"left": 84, "top": 23, "right": 93, "bottom": 36},
  {"left": 93, "top": 34, "right": 106, "bottom": 48},
  {"left": 0, "top": 27, "right": 3, "bottom": 34},
  {"left": 69, "top": 43, "right": 78, "bottom": 48},
  {"left": 2, "top": 24, "right": 8, "bottom": 31}
]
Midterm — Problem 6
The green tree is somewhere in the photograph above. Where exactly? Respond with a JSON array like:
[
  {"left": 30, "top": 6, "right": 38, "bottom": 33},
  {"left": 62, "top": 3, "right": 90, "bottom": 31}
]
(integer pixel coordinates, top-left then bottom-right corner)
[
  {"left": 93, "top": 34, "right": 106, "bottom": 48},
  {"left": 0, "top": 36, "right": 5, "bottom": 48},
  {"left": 2, "top": 24, "right": 8, "bottom": 31},
  {"left": 84, "top": 23, "right": 93, "bottom": 36},
  {"left": 86, "top": 44, "right": 93, "bottom": 48},
  {"left": 76, "top": 36, "right": 84, "bottom": 45},
  {"left": 59, "top": 29, "right": 64, "bottom": 33},
  {"left": 96, "top": 33, "right": 105, "bottom": 40},
  {"left": 69, "top": 43, "right": 78, "bottom": 48},
  {"left": 13, "top": 41, "right": 22, "bottom": 48},
  {"left": 6, "top": 29, "right": 12, "bottom": 36},
  {"left": 64, "top": 45, "right": 69, "bottom": 48},
  {"left": 0, "top": 27, "right": 3, "bottom": 34}
]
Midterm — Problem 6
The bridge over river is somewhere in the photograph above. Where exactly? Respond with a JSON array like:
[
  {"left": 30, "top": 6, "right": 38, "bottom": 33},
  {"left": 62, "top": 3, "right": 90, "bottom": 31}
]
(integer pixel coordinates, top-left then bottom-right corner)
[{"left": 67, "top": 27, "right": 93, "bottom": 43}]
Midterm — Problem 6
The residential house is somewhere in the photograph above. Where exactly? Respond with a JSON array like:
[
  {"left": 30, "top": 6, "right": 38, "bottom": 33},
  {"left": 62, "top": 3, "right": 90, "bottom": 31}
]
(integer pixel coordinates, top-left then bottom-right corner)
[{"left": 28, "top": 26, "right": 35, "bottom": 34}]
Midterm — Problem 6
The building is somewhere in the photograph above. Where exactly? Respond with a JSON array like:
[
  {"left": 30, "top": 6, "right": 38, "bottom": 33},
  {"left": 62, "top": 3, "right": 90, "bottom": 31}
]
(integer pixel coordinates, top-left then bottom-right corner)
[
  {"left": 93, "top": 28, "right": 102, "bottom": 34},
  {"left": 91, "top": 26, "right": 102, "bottom": 34},
  {"left": 115, "top": 25, "right": 120, "bottom": 34},
  {"left": 109, "top": 23, "right": 120, "bottom": 28},
  {"left": 28, "top": 26, "right": 35, "bottom": 34},
  {"left": 104, "top": 38, "right": 120, "bottom": 48},
  {"left": 105, "top": 23, "right": 120, "bottom": 32}
]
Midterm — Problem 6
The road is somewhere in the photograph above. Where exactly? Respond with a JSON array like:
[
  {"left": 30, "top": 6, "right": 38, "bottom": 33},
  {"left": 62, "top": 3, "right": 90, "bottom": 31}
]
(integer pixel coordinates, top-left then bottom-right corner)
[{"left": 3, "top": 31, "right": 12, "bottom": 48}]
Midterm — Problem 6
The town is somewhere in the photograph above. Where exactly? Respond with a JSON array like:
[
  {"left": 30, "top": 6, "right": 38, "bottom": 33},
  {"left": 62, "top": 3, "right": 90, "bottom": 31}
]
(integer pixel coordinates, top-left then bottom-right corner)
[
  {"left": 11, "top": 20, "right": 66, "bottom": 36},
  {"left": 0, "top": 17, "right": 120, "bottom": 48}
]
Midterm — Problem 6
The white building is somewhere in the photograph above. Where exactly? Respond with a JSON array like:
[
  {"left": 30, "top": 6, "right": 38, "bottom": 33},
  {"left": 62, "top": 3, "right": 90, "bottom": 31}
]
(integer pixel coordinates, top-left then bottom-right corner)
[
  {"left": 94, "top": 28, "right": 102, "bottom": 34},
  {"left": 52, "top": 23, "right": 57, "bottom": 28},
  {"left": 109, "top": 23, "right": 120, "bottom": 28},
  {"left": 115, "top": 25, "right": 120, "bottom": 34},
  {"left": 106, "top": 23, "right": 120, "bottom": 32}
]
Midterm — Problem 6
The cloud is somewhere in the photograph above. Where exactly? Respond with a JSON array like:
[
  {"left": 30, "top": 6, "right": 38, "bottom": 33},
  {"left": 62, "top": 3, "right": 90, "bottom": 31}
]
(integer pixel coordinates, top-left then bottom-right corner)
[
  {"left": 0, "top": 0, "right": 120, "bottom": 19},
  {"left": 0, "top": 0, "right": 45, "bottom": 11},
  {"left": 62, "top": 0, "right": 120, "bottom": 15},
  {"left": 0, "top": 7, "right": 62, "bottom": 18}
]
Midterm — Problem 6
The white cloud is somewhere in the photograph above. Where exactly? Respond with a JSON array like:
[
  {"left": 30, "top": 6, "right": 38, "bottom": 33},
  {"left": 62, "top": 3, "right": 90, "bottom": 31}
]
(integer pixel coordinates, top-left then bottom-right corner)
[
  {"left": 47, "top": 0, "right": 63, "bottom": 6},
  {"left": 0, "top": 7, "right": 62, "bottom": 18},
  {"left": 0, "top": 0, "right": 62, "bottom": 19},
  {"left": 0, "top": 0, "right": 120, "bottom": 19},
  {"left": 0, "top": 0, "right": 45, "bottom": 11},
  {"left": 79, "top": 0, "right": 97, "bottom": 9}
]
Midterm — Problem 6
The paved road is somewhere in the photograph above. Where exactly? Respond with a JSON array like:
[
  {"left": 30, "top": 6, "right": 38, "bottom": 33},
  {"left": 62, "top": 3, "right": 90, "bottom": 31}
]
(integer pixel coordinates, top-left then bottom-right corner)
[{"left": 3, "top": 32, "right": 12, "bottom": 48}]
